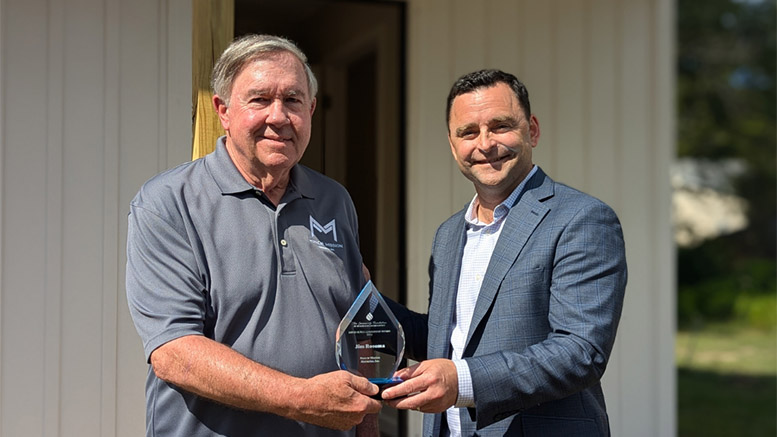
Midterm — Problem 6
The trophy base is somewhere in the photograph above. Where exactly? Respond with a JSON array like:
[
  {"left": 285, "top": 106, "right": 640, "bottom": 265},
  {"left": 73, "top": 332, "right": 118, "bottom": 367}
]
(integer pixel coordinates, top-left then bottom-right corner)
[{"left": 369, "top": 377, "right": 403, "bottom": 400}]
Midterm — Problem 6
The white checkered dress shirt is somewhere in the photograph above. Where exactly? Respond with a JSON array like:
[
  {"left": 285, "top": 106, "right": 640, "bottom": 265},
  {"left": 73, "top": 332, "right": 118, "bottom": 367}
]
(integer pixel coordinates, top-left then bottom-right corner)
[{"left": 446, "top": 165, "right": 537, "bottom": 437}]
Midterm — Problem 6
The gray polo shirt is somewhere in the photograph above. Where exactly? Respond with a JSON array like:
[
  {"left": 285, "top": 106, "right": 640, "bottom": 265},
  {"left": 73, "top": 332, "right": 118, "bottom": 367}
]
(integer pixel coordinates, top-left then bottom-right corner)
[{"left": 127, "top": 137, "right": 364, "bottom": 437}]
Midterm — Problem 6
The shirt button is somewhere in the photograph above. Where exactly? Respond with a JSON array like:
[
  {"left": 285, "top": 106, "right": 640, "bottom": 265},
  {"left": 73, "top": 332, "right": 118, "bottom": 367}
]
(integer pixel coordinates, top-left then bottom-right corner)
[{"left": 280, "top": 239, "right": 288, "bottom": 247}]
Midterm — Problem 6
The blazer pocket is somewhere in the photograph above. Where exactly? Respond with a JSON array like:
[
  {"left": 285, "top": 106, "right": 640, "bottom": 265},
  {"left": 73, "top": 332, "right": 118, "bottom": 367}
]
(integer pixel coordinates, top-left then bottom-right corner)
[{"left": 501, "top": 265, "right": 548, "bottom": 291}]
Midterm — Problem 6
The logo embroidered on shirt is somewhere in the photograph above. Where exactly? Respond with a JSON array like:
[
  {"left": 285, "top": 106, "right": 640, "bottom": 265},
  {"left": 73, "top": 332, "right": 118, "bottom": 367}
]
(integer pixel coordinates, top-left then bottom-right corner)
[
  {"left": 310, "top": 216, "right": 338, "bottom": 242},
  {"left": 309, "top": 216, "right": 344, "bottom": 251}
]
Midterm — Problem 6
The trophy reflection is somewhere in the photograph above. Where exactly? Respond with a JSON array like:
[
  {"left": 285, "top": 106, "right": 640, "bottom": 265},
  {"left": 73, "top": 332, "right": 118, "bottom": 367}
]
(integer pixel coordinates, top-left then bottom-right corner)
[{"left": 336, "top": 280, "right": 405, "bottom": 390}]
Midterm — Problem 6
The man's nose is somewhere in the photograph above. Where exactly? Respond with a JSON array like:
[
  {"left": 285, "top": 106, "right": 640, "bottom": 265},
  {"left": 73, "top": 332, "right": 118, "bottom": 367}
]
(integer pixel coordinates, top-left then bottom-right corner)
[
  {"left": 477, "top": 130, "right": 497, "bottom": 151},
  {"left": 266, "top": 99, "right": 290, "bottom": 126}
]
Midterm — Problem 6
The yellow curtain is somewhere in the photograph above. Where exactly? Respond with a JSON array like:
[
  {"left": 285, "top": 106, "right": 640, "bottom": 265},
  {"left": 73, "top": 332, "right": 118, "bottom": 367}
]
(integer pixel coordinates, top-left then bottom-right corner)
[{"left": 192, "top": 0, "right": 234, "bottom": 160}]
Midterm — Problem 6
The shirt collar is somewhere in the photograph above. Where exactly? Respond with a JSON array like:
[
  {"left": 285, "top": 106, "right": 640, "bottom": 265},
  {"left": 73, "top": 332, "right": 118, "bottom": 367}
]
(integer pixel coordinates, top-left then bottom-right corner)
[
  {"left": 464, "top": 164, "right": 538, "bottom": 227},
  {"left": 205, "top": 136, "right": 314, "bottom": 199}
]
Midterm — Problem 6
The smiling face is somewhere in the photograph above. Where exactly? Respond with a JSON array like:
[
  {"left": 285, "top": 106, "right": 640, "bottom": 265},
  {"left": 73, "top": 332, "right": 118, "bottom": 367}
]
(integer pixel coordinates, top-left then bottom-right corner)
[
  {"left": 447, "top": 82, "right": 540, "bottom": 203},
  {"left": 214, "top": 51, "right": 316, "bottom": 186}
]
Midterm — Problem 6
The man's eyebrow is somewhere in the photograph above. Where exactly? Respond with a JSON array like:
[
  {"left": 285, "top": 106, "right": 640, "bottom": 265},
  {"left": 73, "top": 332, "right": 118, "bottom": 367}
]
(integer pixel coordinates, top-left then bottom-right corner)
[
  {"left": 454, "top": 116, "right": 519, "bottom": 136},
  {"left": 489, "top": 115, "right": 519, "bottom": 126},
  {"left": 455, "top": 123, "right": 478, "bottom": 137},
  {"left": 243, "top": 88, "right": 307, "bottom": 99}
]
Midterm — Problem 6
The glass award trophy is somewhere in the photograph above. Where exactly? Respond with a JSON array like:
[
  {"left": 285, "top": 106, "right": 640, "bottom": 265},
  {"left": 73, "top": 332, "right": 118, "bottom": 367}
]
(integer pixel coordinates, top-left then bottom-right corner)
[{"left": 336, "top": 280, "right": 405, "bottom": 391}]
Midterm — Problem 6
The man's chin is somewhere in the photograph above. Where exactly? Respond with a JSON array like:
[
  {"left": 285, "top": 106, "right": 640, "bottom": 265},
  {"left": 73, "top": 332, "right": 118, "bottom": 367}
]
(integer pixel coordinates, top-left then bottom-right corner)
[
  {"left": 470, "top": 166, "right": 510, "bottom": 181},
  {"left": 468, "top": 175, "right": 507, "bottom": 189},
  {"left": 262, "top": 156, "right": 296, "bottom": 168}
]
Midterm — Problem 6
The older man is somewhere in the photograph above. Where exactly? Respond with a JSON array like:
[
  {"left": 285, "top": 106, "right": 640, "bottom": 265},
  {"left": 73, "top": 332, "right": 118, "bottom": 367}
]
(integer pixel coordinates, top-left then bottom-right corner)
[
  {"left": 383, "top": 69, "right": 628, "bottom": 436},
  {"left": 126, "top": 34, "right": 381, "bottom": 436}
]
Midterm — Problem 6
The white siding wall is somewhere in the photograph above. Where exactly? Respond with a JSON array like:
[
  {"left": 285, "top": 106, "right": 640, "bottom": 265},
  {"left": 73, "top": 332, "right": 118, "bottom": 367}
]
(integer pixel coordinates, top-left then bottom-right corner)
[
  {"left": 0, "top": 0, "right": 191, "bottom": 436},
  {"left": 0, "top": 0, "right": 675, "bottom": 436},
  {"left": 405, "top": 0, "right": 676, "bottom": 436}
]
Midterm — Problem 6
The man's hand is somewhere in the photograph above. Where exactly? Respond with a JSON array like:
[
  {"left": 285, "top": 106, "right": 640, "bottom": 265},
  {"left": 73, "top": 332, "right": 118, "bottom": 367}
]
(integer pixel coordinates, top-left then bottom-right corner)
[
  {"left": 290, "top": 370, "right": 383, "bottom": 431},
  {"left": 381, "top": 359, "right": 459, "bottom": 413}
]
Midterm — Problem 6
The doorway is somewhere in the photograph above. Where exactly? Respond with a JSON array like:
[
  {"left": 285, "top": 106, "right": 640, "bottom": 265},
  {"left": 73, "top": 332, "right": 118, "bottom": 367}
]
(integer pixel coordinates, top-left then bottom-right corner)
[{"left": 234, "top": 1, "right": 406, "bottom": 435}]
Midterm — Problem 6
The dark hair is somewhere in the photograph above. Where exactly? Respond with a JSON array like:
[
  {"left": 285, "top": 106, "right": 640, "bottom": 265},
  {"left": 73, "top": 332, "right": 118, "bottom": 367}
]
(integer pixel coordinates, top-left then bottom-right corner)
[{"left": 445, "top": 69, "right": 531, "bottom": 128}]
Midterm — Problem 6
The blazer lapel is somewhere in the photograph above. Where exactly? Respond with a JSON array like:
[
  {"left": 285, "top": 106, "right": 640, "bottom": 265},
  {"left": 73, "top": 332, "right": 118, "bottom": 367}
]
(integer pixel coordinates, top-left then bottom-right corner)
[
  {"left": 464, "top": 170, "right": 554, "bottom": 350},
  {"left": 429, "top": 212, "right": 467, "bottom": 359}
]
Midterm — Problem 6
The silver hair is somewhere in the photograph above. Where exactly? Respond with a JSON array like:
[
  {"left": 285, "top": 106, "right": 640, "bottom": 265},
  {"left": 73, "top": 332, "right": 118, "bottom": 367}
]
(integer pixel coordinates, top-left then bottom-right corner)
[{"left": 211, "top": 34, "right": 318, "bottom": 106}]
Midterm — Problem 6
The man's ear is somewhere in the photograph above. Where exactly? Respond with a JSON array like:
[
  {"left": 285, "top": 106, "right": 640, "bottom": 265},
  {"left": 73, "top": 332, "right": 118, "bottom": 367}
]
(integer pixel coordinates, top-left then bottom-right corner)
[
  {"left": 213, "top": 94, "right": 230, "bottom": 130},
  {"left": 310, "top": 97, "right": 317, "bottom": 117},
  {"left": 529, "top": 114, "right": 541, "bottom": 147}
]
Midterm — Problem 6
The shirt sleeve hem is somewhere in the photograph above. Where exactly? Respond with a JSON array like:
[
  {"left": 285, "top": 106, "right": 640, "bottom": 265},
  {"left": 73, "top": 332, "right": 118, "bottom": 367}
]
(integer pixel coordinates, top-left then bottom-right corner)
[
  {"left": 453, "top": 359, "right": 475, "bottom": 407},
  {"left": 143, "top": 328, "right": 204, "bottom": 363}
]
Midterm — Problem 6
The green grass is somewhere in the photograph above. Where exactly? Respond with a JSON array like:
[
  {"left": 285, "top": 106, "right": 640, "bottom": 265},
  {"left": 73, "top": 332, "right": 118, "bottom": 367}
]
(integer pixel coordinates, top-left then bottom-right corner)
[
  {"left": 676, "top": 324, "right": 777, "bottom": 375},
  {"left": 677, "top": 323, "right": 777, "bottom": 437}
]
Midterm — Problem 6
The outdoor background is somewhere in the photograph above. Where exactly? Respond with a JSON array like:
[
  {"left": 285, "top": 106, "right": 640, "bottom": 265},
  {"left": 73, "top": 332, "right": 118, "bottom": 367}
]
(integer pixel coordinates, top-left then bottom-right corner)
[{"left": 674, "top": 0, "right": 776, "bottom": 435}]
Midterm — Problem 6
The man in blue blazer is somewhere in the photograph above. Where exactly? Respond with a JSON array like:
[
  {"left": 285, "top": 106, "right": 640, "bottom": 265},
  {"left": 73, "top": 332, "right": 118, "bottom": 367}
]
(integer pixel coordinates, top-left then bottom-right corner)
[{"left": 383, "top": 69, "right": 627, "bottom": 436}]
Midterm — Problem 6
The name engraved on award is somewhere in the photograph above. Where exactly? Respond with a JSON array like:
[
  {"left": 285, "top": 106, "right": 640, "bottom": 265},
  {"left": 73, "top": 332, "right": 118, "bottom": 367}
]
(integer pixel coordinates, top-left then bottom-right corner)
[{"left": 335, "top": 280, "right": 405, "bottom": 387}]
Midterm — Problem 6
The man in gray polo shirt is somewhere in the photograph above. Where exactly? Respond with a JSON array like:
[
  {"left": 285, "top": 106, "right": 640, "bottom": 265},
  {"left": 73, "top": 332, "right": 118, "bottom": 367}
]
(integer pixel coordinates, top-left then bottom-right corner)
[{"left": 126, "top": 34, "right": 381, "bottom": 436}]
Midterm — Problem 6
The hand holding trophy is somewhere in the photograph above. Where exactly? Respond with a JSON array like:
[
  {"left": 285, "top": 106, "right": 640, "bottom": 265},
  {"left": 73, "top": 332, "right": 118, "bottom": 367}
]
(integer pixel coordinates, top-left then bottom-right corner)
[{"left": 336, "top": 280, "right": 405, "bottom": 397}]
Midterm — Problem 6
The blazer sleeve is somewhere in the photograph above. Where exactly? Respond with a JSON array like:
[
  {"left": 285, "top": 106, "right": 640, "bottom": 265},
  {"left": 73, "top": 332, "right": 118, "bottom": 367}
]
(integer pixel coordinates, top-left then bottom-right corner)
[{"left": 465, "top": 200, "right": 627, "bottom": 429}]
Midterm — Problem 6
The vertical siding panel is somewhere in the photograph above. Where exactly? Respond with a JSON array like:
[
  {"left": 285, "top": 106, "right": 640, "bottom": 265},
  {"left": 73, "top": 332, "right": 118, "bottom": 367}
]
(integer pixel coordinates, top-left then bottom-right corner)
[
  {"left": 1, "top": 0, "right": 49, "bottom": 435},
  {"left": 587, "top": 0, "right": 620, "bottom": 208},
  {"left": 588, "top": 0, "right": 624, "bottom": 434},
  {"left": 406, "top": 0, "right": 453, "bottom": 314},
  {"left": 114, "top": 1, "right": 192, "bottom": 434},
  {"left": 118, "top": 1, "right": 163, "bottom": 435},
  {"left": 112, "top": 0, "right": 144, "bottom": 431},
  {"left": 164, "top": 0, "right": 193, "bottom": 169},
  {"left": 118, "top": 0, "right": 163, "bottom": 205},
  {"left": 485, "top": 0, "right": 521, "bottom": 74},
  {"left": 158, "top": 0, "right": 191, "bottom": 169},
  {"left": 405, "top": 0, "right": 421, "bottom": 315},
  {"left": 116, "top": 1, "right": 190, "bottom": 435},
  {"left": 618, "top": 0, "right": 656, "bottom": 435},
  {"left": 451, "top": 0, "right": 487, "bottom": 78},
  {"left": 44, "top": 1, "right": 65, "bottom": 435},
  {"left": 0, "top": 0, "right": 4, "bottom": 427},
  {"left": 518, "top": 1, "right": 555, "bottom": 174},
  {"left": 655, "top": 0, "right": 677, "bottom": 434},
  {"left": 60, "top": 1, "right": 105, "bottom": 435},
  {"left": 449, "top": 0, "right": 486, "bottom": 207},
  {"left": 554, "top": 0, "right": 587, "bottom": 189},
  {"left": 103, "top": 0, "right": 121, "bottom": 434}
]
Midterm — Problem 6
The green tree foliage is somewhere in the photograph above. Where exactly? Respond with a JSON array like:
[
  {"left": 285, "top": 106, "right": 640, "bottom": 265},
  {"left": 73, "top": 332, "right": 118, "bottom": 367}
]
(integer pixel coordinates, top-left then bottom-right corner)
[{"left": 677, "top": 0, "right": 776, "bottom": 325}]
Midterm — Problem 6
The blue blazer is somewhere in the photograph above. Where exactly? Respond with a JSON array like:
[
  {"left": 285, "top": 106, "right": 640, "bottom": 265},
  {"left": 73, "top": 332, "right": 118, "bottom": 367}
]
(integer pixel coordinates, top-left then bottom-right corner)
[{"left": 422, "top": 168, "right": 627, "bottom": 436}]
